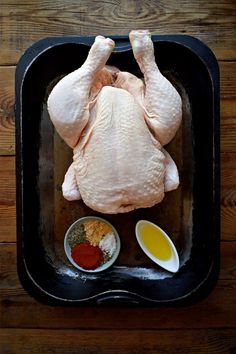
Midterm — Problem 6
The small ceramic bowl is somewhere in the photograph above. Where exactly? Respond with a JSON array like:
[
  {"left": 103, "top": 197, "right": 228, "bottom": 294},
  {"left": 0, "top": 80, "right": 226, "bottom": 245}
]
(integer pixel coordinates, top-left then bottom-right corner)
[
  {"left": 135, "top": 220, "right": 179, "bottom": 273},
  {"left": 64, "top": 216, "right": 120, "bottom": 273}
]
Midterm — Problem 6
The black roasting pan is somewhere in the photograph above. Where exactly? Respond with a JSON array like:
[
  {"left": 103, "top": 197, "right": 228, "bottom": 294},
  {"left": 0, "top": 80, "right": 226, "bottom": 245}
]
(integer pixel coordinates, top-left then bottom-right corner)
[{"left": 15, "top": 35, "right": 220, "bottom": 305}]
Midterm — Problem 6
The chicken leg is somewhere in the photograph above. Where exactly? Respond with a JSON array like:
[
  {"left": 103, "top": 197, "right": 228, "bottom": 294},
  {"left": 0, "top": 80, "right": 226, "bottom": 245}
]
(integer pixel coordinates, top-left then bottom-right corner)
[
  {"left": 129, "top": 30, "right": 182, "bottom": 146},
  {"left": 47, "top": 35, "right": 115, "bottom": 148},
  {"left": 48, "top": 36, "right": 115, "bottom": 202}
]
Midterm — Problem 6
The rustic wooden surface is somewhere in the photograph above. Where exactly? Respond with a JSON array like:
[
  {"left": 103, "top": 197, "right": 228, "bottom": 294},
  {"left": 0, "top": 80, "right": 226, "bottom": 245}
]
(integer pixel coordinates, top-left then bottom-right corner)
[{"left": 0, "top": 1, "right": 236, "bottom": 353}]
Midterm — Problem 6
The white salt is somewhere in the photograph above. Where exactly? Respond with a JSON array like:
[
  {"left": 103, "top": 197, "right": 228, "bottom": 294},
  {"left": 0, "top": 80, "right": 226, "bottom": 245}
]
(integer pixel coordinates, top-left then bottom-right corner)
[{"left": 99, "top": 232, "right": 116, "bottom": 257}]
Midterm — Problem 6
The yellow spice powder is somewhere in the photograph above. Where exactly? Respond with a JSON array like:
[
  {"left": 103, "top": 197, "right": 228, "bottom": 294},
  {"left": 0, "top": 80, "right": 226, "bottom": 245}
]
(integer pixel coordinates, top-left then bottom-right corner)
[{"left": 84, "top": 220, "right": 112, "bottom": 246}]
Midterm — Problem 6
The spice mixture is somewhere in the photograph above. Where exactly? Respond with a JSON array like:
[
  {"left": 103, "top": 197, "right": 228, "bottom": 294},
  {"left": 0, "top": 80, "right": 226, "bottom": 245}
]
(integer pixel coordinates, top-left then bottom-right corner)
[
  {"left": 84, "top": 220, "right": 112, "bottom": 246},
  {"left": 99, "top": 232, "right": 117, "bottom": 257},
  {"left": 67, "top": 219, "right": 117, "bottom": 270},
  {"left": 68, "top": 223, "right": 86, "bottom": 248},
  {"left": 71, "top": 242, "right": 103, "bottom": 270}
]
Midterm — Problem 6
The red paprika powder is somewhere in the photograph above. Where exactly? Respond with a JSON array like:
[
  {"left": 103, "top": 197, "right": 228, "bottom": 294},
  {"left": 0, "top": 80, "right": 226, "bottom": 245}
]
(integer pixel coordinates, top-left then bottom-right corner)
[{"left": 71, "top": 241, "right": 103, "bottom": 270}]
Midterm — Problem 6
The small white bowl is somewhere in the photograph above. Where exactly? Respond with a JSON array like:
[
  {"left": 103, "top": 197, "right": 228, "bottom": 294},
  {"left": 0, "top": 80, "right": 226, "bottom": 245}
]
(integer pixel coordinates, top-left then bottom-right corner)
[
  {"left": 135, "top": 220, "right": 179, "bottom": 273},
  {"left": 64, "top": 216, "right": 120, "bottom": 273}
]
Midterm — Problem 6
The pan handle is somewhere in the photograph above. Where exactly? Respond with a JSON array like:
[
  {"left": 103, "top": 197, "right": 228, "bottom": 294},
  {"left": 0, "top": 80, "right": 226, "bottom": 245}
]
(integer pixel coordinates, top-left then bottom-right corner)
[
  {"left": 96, "top": 293, "right": 140, "bottom": 305},
  {"left": 114, "top": 38, "right": 131, "bottom": 51},
  {"left": 83, "top": 37, "right": 131, "bottom": 51}
]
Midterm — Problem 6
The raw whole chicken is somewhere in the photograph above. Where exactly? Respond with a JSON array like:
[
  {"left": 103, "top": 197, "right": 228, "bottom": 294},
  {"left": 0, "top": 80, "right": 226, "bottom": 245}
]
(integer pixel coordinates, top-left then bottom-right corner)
[{"left": 47, "top": 30, "right": 182, "bottom": 214}]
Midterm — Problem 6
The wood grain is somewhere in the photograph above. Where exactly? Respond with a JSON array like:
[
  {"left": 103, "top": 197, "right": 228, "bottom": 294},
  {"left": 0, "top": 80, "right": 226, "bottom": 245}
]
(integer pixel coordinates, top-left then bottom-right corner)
[
  {"left": 0, "top": 67, "right": 15, "bottom": 155},
  {"left": 0, "top": 243, "right": 235, "bottom": 329},
  {"left": 0, "top": 157, "right": 16, "bottom": 242},
  {"left": 220, "top": 242, "right": 236, "bottom": 279},
  {"left": 221, "top": 153, "right": 236, "bottom": 240},
  {"left": 0, "top": 242, "right": 233, "bottom": 287},
  {"left": 1, "top": 328, "right": 236, "bottom": 354},
  {"left": 0, "top": 281, "right": 236, "bottom": 330},
  {"left": 220, "top": 61, "right": 236, "bottom": 154},
  {"left": 0, "top": 62, "right": 235, "bottom": 157},
  {"left": 220, "top": 62, "right": 236, "bottom": 99},
  {"left": 0, "top": 0, "right": 235, "bottom": 65},
  {"left": 0, "top": 153, "right": 233, "bottom": 244},
  {"left": 0, "top": 2, "right": 236, "bottom": 352}
]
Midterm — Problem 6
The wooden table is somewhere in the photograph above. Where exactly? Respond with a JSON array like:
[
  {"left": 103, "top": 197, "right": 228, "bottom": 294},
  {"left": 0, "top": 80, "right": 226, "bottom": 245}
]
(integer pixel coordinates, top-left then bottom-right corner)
[{"left": 0, "top": 1, "right": 235, "bottom": 353}]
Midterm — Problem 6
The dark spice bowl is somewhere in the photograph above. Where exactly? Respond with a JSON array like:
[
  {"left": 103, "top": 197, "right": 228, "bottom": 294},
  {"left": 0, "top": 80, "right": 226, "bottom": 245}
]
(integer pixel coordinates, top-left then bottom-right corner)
[{"left": 15, "top": 34, "right": 220, "bottom": 306}]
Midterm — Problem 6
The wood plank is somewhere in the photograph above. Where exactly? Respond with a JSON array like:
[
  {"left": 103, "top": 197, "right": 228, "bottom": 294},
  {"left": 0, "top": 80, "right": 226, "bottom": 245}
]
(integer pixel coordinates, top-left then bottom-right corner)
[
  {"left": 1, "top": 281, "right": 235, "bottom": 329},
  {"left": 220, "top": 242, "right": 236, "bottom": 280},
  {"left": 0, "top": 0, "right": 236, "bottom": 65},
  {"left": 0, "top": 152, "right": 235, "bottom": 245},
  {"left": 0, "top": 243, "right": 236, "bottom": 329},
  {"left": 220, "top": 61, "right": 236, "bottom": 100},
  {"left": 1, "top": 328, "right": 236, "bottom": 354},
  {"left": 221, "top": 124, "right": 236, "bottom": 153},
  {"left": 0, "top": 1, "right": 235, "bottom": 350},
  {"left": 0, "top": 241, "right": 231, "bottom": 286},
  {"left": 0, "top": 157, "right": 16, "bottom": 242},
  {"left": 0, "top": 67, "right": 15, "bottom": 155},
  {"left": 0, "top": 240, "right": 232, "bottom": 288},
  {"left": 220, "top": 61, "right": 236, "bottom": 153},
  {"left": 221, "top": 153, "right": 236, "bottom": 240},
  {"left": 0, "top": 61, "right": 234, "bottom": 156}
]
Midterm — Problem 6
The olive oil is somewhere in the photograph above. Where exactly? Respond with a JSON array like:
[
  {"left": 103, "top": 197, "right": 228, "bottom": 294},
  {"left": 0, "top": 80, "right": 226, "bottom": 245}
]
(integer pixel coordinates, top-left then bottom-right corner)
[{"left": 140, "top": 224, "right": 172, "bottom": 261}]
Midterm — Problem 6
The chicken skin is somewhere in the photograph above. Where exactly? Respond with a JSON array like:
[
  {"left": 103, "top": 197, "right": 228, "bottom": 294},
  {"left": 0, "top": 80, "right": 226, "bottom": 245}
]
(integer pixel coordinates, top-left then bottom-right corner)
[{"left": 47, "top": 30, "right": 182, "bottom": 214}]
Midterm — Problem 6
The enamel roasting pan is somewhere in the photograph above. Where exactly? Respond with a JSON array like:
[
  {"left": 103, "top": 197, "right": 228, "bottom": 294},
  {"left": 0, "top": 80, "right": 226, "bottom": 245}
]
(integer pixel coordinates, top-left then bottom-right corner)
[{"left": 15, "top": 35, "right": 220, "bottom": 305}]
